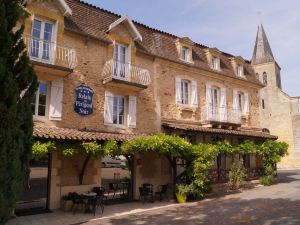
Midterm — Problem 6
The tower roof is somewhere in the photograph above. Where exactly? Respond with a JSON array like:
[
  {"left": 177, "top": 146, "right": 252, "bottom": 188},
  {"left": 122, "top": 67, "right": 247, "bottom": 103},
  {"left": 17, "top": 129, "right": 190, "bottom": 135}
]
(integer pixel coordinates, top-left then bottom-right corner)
[{"left": 251, "top": 24, "right": 275, "bottom": 65}]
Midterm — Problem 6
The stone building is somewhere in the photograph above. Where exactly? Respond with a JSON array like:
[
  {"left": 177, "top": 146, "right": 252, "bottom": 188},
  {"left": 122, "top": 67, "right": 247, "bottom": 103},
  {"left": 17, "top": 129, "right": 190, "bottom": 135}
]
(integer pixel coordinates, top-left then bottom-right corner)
[
  {"left": 251, "top": 24, "right": 300, "bottom": 168},
  {"left": 18, "top": 0, "right": 277, "bottom": 213}
]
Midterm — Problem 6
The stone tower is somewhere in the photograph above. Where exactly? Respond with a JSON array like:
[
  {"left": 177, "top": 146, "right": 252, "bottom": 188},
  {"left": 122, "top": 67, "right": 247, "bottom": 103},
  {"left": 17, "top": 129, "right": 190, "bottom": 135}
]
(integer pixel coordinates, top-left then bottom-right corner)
[{"left": 251, "top": 24, "right": 300, "bottom": 168}]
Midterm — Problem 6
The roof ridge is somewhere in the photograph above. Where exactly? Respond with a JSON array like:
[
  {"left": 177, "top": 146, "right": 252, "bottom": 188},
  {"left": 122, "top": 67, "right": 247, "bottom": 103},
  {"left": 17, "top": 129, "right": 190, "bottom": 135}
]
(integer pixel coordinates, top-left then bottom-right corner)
[{"left": 75, "top": 0, "right": 248, "bottom": 60}]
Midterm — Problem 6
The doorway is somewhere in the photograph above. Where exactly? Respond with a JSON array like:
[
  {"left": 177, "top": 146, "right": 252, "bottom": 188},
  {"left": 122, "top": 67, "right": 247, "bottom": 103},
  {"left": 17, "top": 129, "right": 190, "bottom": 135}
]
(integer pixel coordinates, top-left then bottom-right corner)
[
  {"left": 101, "top": 154, "right": 134, "bottom": 204},
  {"left": 15, "top": 155, "right": 50, "bottom": 216}
]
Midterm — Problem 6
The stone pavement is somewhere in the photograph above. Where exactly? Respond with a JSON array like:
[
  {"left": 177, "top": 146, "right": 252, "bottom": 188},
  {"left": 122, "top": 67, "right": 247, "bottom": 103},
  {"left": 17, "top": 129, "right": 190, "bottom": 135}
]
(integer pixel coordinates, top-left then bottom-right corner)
[{"left": 7, "top": 170, "right": 300, "bottom": 225}]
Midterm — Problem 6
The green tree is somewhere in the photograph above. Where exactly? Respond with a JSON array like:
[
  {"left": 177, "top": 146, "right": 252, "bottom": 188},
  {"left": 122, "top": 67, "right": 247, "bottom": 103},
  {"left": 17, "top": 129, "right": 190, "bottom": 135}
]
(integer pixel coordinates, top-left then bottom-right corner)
[{"left": 0, "top": 0, "right": 37, "bottom": 223}]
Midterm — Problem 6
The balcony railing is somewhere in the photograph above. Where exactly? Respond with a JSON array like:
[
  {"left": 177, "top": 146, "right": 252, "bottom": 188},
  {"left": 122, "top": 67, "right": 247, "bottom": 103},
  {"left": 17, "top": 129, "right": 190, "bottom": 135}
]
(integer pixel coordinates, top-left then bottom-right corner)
[
  {"left": 102, "top": 59, "right": 151, "bottom": 87},
  {"left": 24, "top": 36, "right": 78, "bottom": 70},
  {"left": 201, "top": 105, "right": 242, "bottom": 124}
]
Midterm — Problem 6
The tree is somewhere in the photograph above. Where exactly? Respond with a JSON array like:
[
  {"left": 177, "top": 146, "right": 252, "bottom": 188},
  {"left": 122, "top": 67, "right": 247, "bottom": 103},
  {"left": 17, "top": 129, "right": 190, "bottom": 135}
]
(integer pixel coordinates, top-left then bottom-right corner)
[{"left": 0, "top": 0, "right": 37, "bottom": 223}]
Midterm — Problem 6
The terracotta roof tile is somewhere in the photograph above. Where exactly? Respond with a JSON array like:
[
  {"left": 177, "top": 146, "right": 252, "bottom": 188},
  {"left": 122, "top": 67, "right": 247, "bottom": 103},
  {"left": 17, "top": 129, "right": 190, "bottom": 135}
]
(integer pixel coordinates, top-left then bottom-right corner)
[
  {"left": 162, "top": 122, "right": 277, "bottom": 140},
  {"left": 64, "top": 0, "right": 262, "bottom": 86},
  {"left": 33, "top": 126, "right": 143, "bottom": 142}
]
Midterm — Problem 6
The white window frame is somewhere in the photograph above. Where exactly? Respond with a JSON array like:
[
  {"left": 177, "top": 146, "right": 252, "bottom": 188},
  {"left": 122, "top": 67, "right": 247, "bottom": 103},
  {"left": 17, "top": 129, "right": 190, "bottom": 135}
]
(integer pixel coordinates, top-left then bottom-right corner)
[
  {"left": 181, "top": 46, "right": 189, "bottom": 62},
  {"left": 113, "top": 42, "right": 130, "bottom": 80},
  {"left": 30, "top": 16, "right": 57, "bottom": 64},
  {"left": 32, "top": 81, "right": 49, "bottom": 118},
  {"left": 237, "top": 92, "right": 245, "bottom": 112},
  {"left": 112, "top": 95, "right": 126, "bottom": 126},
  {"left": 180, "top": 79, "right": 190, "bottom": 105},
  {"left": 212, "top": 56, "right": 220, "bottom": 71},
  {"left": 236, "top": 64, "right": 244, "bottom": 77}
]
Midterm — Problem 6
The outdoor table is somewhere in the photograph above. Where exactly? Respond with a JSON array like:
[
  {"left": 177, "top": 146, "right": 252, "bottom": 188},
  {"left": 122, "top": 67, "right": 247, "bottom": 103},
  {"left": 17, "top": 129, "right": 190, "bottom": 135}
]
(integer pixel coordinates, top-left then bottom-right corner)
[{"left": 82, "top": 192, "right": 97, "bottom": 213}]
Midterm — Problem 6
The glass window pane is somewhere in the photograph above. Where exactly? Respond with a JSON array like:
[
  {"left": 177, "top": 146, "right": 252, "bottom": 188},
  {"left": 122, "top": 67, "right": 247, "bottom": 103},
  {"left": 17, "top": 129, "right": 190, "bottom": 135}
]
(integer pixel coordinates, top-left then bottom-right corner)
[
  {"left": 32, "top": 20, "right": 41, "bottom": 38},
  {"left": 38, "top": 105, "right": 46, "bottom": 116},
  {"left": 44, "top": 23, "right": 53, "bottom": 41}
]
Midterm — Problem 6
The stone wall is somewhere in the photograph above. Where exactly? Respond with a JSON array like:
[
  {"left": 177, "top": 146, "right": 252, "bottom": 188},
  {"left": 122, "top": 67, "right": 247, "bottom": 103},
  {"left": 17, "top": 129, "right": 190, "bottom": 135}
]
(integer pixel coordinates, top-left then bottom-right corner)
[
  {"left": 156, "top": 59, "right": 261, "bottom": 128},
  {"left": 133, "top": 153, "right": 172, "bottom": 200},
  {"left": 254, "top": 62, "right": 300, "bottom": 168}
]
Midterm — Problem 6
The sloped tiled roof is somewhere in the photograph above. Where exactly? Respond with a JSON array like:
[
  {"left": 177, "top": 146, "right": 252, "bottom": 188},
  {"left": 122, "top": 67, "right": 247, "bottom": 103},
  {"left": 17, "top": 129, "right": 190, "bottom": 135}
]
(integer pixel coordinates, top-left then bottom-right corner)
[
  {"left": 33, "top": 126, "right": 143, "bottom": 141},
  {"left": 65, "top": 0, "right": 262, "bottom": 86},
  {"left": 162, "top": 122, "right": 277, "bottom": 140}
]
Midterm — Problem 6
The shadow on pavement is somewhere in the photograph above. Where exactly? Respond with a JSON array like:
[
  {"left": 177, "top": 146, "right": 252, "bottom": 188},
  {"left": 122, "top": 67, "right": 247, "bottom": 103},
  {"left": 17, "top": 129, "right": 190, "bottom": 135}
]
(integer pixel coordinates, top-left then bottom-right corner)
[{"left": 107, "top": 197, "right": 300, "bottom": 225}]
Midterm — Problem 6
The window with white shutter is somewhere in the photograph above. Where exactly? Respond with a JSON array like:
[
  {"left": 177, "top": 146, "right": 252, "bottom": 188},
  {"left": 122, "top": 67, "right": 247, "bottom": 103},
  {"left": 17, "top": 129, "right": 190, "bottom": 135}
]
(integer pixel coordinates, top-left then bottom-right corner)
[
  {"left": 233, "top": 90, "right": 249, "bottom": 116},
  {"left": 175, "top": 77, "right": 198, "bottom": 106},
  {"left": 31, "top": 82, "right": 49, "bottom": 117},
  {"left": 49, "top": 79, "right": 63, "bottom": 120}
]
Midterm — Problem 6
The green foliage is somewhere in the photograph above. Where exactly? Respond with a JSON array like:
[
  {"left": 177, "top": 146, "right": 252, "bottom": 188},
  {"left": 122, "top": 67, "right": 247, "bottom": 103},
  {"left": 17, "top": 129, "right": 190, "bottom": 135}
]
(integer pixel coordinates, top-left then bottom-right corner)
[
  {"left": 0, "top": 0, "right": 38, "bottom": 223},
  {"left": 32, "top": 141, "right": 56, "bottom": 160},
  {"left": 30, "top": 135, "right": 288, "bottom": 202},
  {"left": 228, "top": 160, "right": 247, "bottom": 189},
  {"left": 176, "top": 183, "right": 192, "bottom": 196},
  {"left": 259, "top": 175, "right": 274, "bottom": 186},
  {"left": 259, "top": 140, "right": 288, "bottom": 169},
  {"left": 121, "top": 133, "right": 193, "bottom": 158}
]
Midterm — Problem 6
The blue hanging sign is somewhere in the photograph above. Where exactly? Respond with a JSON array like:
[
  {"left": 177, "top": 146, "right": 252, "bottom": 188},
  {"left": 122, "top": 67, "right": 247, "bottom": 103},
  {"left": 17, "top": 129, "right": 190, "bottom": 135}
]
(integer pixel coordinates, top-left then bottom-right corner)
[{"left": 74, "top": 85, "right": 94, "bottom": 116}]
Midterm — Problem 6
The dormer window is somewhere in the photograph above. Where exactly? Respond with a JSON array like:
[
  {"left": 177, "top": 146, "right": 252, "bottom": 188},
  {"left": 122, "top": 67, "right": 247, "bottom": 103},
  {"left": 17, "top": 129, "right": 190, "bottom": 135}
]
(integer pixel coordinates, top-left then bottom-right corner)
[
  {"left": 181, "top": 46, "right": 189, "bottom": 62},
  {"left": 236, "top": 65, "right": 244, "bottom": 77},
  {"left": 212, "top": 57, "right": 220, "bottom": 71}
]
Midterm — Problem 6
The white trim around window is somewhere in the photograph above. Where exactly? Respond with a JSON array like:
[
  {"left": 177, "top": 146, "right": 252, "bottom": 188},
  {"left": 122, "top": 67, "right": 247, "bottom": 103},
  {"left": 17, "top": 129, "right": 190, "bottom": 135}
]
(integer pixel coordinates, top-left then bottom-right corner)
[
  {"left": 32, "top": 81, "right": 50, "bottom": 118},
  {"left": 175, "top": 77, "right": 198, "bottom": 107},
  {"left": 181, "top": 46, "right": 190, "bottom": 62}
]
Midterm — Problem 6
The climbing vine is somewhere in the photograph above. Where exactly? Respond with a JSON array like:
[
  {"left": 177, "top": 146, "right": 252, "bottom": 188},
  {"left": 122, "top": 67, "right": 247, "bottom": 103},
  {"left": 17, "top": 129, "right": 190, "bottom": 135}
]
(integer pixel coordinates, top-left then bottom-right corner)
[{"left": 32, "top": 134, "right": 288, "bottom": 192}]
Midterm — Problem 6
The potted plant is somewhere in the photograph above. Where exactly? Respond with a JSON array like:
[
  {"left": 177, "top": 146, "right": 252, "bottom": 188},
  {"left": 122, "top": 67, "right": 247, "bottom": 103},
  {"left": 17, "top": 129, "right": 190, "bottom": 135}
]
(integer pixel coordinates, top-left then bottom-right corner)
[
  {"left": 61, "top": 192, "right": 75, "bottom": 211},
  {"left": 175, "top": 184, "right": 190, "bottom": 203}
]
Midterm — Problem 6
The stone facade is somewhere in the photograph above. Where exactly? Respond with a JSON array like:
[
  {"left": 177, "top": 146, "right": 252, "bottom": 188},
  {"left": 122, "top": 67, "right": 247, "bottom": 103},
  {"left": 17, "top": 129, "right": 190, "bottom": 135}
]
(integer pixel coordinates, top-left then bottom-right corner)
[
  {"left": 23, "top": 0, "right": 276, "bottom": 210},
  {"left": 251, "top": 24, "right": 300, "bottom": 168}
]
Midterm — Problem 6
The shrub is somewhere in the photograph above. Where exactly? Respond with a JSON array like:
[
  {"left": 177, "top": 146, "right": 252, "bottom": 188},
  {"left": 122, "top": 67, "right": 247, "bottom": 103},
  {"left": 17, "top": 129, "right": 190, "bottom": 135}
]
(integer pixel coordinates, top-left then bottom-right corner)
[
  {"left": 176, "top": 184, "right": 191, "bottom": 196},
  {"left": 259, "top": 175, "right": 273, "bottom": 186},
  {"left": 228, "top": 160, "right": 247, "bottom": 189}
]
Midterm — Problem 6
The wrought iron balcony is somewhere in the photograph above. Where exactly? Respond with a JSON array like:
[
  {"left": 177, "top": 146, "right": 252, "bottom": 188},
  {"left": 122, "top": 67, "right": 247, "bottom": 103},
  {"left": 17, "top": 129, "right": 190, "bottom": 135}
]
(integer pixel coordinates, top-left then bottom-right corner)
[
  {"left": 201, "top": 105, "right": 242, "bottom": 125},
  {"left": 102, "top": 59, "right": 151, "bottom": 88},
  {"left": 24, "top": 36, "right": 78, "bottom": 70}
]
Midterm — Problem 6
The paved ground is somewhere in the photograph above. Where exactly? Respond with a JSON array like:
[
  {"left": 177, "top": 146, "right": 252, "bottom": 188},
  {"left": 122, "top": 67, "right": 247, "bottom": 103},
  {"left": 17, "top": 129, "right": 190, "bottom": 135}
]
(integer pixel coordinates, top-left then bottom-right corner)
[{"left": 7, "top": 170, "right": 300, "bottom": 225}]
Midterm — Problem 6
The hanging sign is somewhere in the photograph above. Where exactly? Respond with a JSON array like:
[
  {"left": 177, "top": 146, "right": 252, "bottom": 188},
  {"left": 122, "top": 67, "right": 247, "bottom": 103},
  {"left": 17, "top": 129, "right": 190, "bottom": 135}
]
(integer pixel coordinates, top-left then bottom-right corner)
[{"left": 74, "top": 85, "right": 94, "bottom": 116}]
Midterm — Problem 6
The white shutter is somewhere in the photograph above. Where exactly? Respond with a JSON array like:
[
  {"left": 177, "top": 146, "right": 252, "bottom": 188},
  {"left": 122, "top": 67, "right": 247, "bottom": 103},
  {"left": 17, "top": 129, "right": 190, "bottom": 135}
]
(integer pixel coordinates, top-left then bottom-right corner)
[
  {"left": 104, "top": 91, "right": 114, "bottom": 124},
  {"left": 175, "top": 77, "right": 182, "bottom": 104},
  {"left": 233, "top": 90, "right": 239, "bottom": 110},
  {"left": 220, "top": 88, "right": 227, "bottom": 121},
  {"left": 191, "top": 80, "right": 198, "bottom": 107},
  {"left": 206, "top": 84, "right": 212, "bottom": 119},
  {"left": 128, "top": 96, "right": 137, "bottom": 128},
  {"left": 49, "top": 79, "right": 63, "bottom": 121},
  {"left": 125, "top": 45, "right": 131, "bottom": 81},
  {"left": 243, "top": 93, "right": 249, "bottom": 115}
]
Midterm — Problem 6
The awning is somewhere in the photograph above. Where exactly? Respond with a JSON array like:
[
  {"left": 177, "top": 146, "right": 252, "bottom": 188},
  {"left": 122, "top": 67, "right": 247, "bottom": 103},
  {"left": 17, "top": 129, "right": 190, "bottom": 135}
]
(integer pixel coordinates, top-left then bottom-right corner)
[
  {"left": 162, "top": 122, "right": 277, "bottom": 140},
  {"left": 33, "top": 126, "right": 143, "bottom": 142}
]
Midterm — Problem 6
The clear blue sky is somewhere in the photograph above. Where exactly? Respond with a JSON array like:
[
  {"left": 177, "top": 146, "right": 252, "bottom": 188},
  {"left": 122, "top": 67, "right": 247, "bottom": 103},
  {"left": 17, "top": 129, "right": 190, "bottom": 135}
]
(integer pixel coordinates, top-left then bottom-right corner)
[{"left": 86, "top": 0, "right": 300, "bottom": 96}]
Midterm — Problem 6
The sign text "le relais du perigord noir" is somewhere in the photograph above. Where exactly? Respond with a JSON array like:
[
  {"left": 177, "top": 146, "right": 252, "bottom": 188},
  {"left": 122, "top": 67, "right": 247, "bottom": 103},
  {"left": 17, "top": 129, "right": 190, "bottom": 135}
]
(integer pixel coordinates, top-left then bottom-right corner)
[{"left": 74, "top": 85, "right": 94, "bottom": 116}]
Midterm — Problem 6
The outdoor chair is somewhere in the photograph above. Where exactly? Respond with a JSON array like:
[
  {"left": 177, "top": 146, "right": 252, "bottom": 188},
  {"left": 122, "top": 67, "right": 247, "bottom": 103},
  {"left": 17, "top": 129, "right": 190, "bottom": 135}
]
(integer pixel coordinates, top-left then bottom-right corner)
[
  {"left": 155, "top": 184, "right": 169, "bottom": 201},
  {"left": 139, "top": 183, "right": 154, "bottom": 203},
  {"left": 70, "top": 194, "right": 84, "bottom": 214},
  {"left": 91, "top": 196, "right": 104, "bottom": 216}
]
